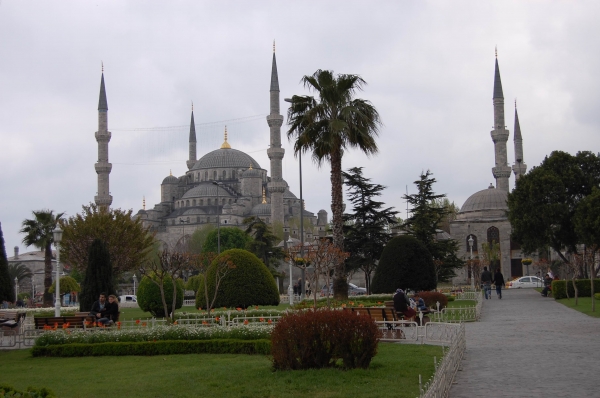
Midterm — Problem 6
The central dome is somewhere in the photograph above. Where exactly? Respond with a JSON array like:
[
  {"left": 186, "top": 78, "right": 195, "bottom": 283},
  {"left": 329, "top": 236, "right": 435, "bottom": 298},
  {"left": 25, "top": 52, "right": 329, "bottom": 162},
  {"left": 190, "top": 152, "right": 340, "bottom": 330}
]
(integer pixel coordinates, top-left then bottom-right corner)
[
  {"left": 459, "top": 184, "right": 508, "bottom": 214},
  {"left": 191, "top": 148, "right": 261, "bottom": 171}
]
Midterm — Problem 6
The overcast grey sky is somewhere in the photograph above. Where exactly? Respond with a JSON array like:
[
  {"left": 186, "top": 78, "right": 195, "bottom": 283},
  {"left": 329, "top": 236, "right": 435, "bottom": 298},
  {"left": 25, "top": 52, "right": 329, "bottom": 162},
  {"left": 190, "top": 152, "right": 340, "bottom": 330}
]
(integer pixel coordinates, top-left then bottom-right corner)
[{"left": 1, "top": 1, "right": 599, "bottom": 255}]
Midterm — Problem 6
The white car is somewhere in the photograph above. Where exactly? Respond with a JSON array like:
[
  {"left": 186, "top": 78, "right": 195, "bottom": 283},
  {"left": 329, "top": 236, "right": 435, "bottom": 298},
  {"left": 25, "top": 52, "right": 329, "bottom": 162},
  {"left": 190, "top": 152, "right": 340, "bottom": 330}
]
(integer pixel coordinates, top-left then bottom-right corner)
[
  {"left": 507, "top": 276, "right": 543, "bottom": 289},
  {"left": 118, "top": 295, "right": 138, "bottom": 307}
]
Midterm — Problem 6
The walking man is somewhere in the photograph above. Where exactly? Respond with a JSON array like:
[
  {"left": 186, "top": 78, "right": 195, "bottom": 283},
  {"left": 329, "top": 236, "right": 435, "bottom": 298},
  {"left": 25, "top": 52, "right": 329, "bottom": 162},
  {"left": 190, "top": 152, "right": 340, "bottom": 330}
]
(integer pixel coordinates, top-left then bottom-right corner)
[
  {"left": 494, "top": 268, "right": 505, "bottom": 299},
  {"left": 481, "top": 267, "right": 493, "bottom": 299}
]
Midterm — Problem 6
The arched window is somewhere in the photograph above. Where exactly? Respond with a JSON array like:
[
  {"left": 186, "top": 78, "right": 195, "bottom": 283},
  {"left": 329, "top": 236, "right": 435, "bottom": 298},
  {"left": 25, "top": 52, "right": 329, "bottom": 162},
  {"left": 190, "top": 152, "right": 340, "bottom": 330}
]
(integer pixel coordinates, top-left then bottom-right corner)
[
  {"left": 204, "top": 171, "right": 208, "bottom": 181},
  {"left": 207, "top": 198, "right": 211, "bottom": 206},
  {"left": 199, "top": 199, "right": 203, "bottom": 206},
  {"left": 222, "top": 198, "right": 226, "bottom": 205},
  {"left": 213, "top": 170, "right": 217, "bottom": 180},
  {"left": 186, "top": 200, "right": 190, "bottom": 207},
  {"left": 487, "top": 227, "right": 500, "bottom": 245},
  {"left": 196, "top": 216, "right": 200, "bottom": 223},
  {"left": 228, "top": 199, "right": 232, "bottom": 204},
  {"left": 466, "top": 234, "right": 478, "bottom": 252},
  {"left": 232, "top": 170, "right": 236, "bottom": 179},
  {"left": 192, "top": 199, "right": 196, "bottom": 206},
  {"left": 222, "top": 170, "right": 227, "bottom": 179}
]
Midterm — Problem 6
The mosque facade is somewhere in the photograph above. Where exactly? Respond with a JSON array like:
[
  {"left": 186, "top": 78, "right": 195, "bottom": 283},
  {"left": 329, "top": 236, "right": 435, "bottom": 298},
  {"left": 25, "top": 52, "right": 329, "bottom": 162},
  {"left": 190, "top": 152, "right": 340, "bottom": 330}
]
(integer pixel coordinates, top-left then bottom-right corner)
[
  {"left": 450, "top": 55, "right": 529, "bottom": 283},
  {"left": 93, "top": 50, "right": 328, "bottom": 249}
]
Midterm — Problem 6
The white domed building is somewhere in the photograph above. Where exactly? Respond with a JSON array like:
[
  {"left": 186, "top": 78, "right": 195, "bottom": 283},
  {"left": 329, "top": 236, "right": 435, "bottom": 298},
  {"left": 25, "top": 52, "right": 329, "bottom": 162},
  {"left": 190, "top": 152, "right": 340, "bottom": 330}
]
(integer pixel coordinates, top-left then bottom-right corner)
[{"left": 450, "top": 55, "right": 528, "bottom": 282}]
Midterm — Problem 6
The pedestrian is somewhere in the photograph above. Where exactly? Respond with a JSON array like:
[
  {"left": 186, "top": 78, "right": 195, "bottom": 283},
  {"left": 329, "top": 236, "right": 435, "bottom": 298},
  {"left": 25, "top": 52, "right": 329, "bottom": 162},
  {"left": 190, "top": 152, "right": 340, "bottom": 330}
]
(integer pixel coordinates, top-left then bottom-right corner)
[
  {"left": 481, "top": 267, "right": 493, "bottom": 299},
  {"left": 297, "top": 278, "right": 302, "bottom": 297},
  {"left": 493, "top": 268, "right": 505, "bottom": 299},
  {"left": 393, "top": 289, "right": 416, "bottom": 322}
]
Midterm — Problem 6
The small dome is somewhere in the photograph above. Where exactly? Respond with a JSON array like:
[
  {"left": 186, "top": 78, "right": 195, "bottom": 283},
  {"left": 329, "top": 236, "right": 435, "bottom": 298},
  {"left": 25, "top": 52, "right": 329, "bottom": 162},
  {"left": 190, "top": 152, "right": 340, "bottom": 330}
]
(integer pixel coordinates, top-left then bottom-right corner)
[
  {"left": 182, "top": 208, "right": 207, "bottom": 215},
  {"left": 191, "top": 148, "right": 261, "bottom": 170},
  {"left": 318, "top": 209, "right": 327, "bottom": 214},
  {"left": 182, "top": 182, "right": 232, "bottom": 199},
  {"left": 283, "top": 187, "right": 297, "bottom": 199},
  {"left": 162, "top": 175, "right": 178, "bottom": 184},
  {"left": 459, "top": 185, "right": 508, "bottom": 214},
  {"left": 251, "top": 203, "right": 271, "bottom": 216},
  {"left": 243, "top": 168, "right": 261, "bottom": 178}
]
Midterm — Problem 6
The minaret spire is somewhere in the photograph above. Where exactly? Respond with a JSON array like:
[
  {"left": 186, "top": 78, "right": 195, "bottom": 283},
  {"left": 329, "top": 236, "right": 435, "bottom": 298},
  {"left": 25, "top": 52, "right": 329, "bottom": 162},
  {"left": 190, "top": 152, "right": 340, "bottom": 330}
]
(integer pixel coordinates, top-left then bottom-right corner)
[
  {"left": 187, "top": 103, "right": 197, "bottom": 170},
  {"left": 490, "top": 51, "right": 511, "bottom": 192},
  {"left": 266, "top": 44, "right": 285, "bottom": 226},
  {"left": 94, "top": 68, "right": 113, "bottom": 208},
  {"left": 512, "top": 101, "right": 527, "bottom": 180}
]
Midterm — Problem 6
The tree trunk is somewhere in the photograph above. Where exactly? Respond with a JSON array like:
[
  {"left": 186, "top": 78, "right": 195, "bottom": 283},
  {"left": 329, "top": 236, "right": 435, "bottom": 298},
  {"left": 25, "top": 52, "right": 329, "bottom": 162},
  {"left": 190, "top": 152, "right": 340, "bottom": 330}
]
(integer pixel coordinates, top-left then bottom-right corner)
[
  {"left": 330, "top": 147, "right": 347, "bottom": 300},
  {"left": 171, "top": 277, "right": 178, "bottom": 323},
  {"left": 43, "top": 243, "right": 53, "bottom": 306}
]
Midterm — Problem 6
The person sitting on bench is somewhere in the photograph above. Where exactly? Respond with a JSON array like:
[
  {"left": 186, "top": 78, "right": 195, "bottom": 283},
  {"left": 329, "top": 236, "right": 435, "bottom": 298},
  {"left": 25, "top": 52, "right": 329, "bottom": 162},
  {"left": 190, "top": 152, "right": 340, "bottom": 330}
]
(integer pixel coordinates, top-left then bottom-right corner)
[
  {"left": 413, "top": 293, "right": 429, "bottom": 313},
  {"left": 90, "top": 292, "right": 108, "bottom": 321},
  {"left": 393, "top": 289, "right": 416, "bottom": 322},
  {"left": 98, "top": 295, "right": 119, "bottom": 326}
]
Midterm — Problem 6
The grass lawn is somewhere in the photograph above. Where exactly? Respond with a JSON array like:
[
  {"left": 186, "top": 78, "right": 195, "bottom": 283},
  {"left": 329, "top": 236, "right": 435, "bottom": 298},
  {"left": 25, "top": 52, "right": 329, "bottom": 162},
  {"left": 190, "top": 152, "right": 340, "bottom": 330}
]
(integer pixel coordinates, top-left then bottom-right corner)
[
  {"left": 555, "top": 297, "right": 600, "bottom": 318},
  {"left": 0, "top": 343, "right": 441, "bottom": 398}
]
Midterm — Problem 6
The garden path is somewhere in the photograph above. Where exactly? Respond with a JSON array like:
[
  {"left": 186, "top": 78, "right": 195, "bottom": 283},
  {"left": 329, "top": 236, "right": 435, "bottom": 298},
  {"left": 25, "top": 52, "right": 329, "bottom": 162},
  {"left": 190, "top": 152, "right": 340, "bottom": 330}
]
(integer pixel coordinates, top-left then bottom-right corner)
[{"left": 450, "top": 288, "right": 600, "bottom": 397}]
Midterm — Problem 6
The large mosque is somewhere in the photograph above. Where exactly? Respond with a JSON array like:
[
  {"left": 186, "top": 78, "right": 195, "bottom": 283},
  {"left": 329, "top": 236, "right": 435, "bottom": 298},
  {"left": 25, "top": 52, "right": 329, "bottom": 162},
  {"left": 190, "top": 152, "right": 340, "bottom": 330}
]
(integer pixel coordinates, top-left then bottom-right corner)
[
  {"left": 450, "top": 54, "right": 528, "bottom": 282},
  {"left": 93, "top": 50, "right": 328, "bottom": 249}
]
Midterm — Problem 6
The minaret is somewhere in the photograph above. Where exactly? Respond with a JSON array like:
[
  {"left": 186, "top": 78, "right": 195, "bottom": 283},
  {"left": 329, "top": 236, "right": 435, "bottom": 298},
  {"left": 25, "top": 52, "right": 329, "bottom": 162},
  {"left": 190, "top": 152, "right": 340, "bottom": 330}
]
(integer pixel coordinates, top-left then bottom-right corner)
[
  {"left": 187, "top": 103, "right": 197, "bottom": 170},
  {"left": 266, "top": 42, "right": 286, "bottom": 226},
  {"left": 94, "top": 66, "right": 113, "bottom": 208},
  {"left": 490, "top": 50, "right": 512, "bottom": 192},
  {"left": 512, "top": 100, "right": 527, "bottom": 180}
]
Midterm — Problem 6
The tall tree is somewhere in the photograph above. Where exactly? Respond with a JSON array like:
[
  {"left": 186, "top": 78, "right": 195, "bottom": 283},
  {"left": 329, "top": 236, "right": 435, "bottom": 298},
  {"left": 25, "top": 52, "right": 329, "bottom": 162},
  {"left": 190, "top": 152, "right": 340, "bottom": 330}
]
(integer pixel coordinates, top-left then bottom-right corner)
[
  {"left": 402, "top": 171, "right": 463, "bottom": 283},
  {"left": 287, "top": 69, "right": 381, "bottom": 299},
  {"left": 203, "top": 227, "right": 252, "bottom": 254},
  {"left": 60, "top": 203, "right": 155, "bottom": 276},
  {"left": 433, "top": 198, "right": 459, "bottom": 234},
  {"left": 80, "top": 239, "right": 114, "bottom": 312},
  {"left": 342, "top": 167, "right": 398, "bottom": 294},
  {"left": 508, "top": 151, "right": 600, "bottom": 263},
  {"left": 243, "top": 216, "right": 284, "bottom": 275},
  {"left": 0, "top": 222, "right": 15, "bottom": 302},
  {"left": 20, "top": 209, "right": 64, "bottom": 306},
  {"left": 8, "top": 263, "right": 33, "bottom": 284}
]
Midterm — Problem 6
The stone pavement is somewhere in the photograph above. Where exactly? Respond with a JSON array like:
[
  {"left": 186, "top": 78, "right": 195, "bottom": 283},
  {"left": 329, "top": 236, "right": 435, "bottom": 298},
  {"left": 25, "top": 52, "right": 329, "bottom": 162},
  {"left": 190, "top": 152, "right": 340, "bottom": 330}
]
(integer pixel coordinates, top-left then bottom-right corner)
[{"left": 450, "top": 288, "right": 600, "bottom": 397}]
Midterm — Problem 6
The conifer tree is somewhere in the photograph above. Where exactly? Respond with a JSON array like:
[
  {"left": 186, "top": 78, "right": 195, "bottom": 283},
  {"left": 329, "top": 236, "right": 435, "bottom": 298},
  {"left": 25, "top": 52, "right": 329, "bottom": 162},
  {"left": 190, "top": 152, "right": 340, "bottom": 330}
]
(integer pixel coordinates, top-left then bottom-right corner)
[
  {"left": 0, "top": 222, "right": 15, "bottom": 302},
  {"left": 342, "top": 167, "right": 398, "bottom": 293},
  {"left": 80, "top": 239, "right": 114, "bottom": 311},
  {"left": 403, "top": 171, "right": 463, "bottom": 283}
]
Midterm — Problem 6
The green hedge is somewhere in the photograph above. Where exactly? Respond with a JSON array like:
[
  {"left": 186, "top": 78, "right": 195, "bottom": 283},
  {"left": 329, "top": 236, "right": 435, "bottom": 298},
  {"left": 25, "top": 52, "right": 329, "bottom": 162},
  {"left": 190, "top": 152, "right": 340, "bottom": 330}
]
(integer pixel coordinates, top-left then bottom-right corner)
[
  {"left": 31, "top": 339, "right": 271, "bottom": 357},
  {"left": 551, "top": 279, "right": 600, "bottom": 299},
  {"left": 0, "top": 384, "right": 55, "bottom": 397}
]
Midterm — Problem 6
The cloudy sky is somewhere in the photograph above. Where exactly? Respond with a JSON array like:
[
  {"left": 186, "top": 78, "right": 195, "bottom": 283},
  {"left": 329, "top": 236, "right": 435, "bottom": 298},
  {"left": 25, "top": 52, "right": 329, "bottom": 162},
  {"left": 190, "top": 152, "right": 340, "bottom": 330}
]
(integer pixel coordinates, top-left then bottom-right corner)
[{"left": 1, "top": 1, "right": 599, "bottom": 255}]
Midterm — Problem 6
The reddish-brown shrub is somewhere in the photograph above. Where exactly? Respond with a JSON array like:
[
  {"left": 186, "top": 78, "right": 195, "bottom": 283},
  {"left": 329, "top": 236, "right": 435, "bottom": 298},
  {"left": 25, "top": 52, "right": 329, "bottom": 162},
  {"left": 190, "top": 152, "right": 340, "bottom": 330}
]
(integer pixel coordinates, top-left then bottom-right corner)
[
  {"left": 270, "top": 309, "right": 382, "bottom": 370},
  {"left": 417, "top": 291, "right": 449, "bottom": 309}
]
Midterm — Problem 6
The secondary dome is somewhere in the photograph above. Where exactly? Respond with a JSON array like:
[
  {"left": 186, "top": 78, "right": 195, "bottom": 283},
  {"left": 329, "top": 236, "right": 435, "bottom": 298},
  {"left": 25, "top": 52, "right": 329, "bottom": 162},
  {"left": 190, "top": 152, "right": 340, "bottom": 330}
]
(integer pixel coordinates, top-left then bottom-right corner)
[
  {"left": 251, "top": 203, "right": 271, "bottom": 216},
  {"left": 192, "top": 148, "right": 261, "bottom": 171},
  {"left": 162, "top": 175, "right": 178, "bottom": 184},
  {"left": 459, "top": 184, "right": 508, "bottom": 214},
  {"left": 181, "top": 183, "right": 232, "bottom": 199}
]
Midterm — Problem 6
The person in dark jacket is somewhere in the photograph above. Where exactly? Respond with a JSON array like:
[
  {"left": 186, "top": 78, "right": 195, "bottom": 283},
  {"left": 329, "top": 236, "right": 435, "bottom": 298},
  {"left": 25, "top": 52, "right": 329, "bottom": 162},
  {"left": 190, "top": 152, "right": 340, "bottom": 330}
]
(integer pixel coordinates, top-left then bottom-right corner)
[
  {"left": 89, "top": 293, "right": 107, "bottom": 320},
  {"left": 393, "top": 289, "right": 416, "bottom": 321},
  {"left": 541, "top": 273, "right": 553, "bottom": 297},
  {"left": 481, "top": 267, "right": 493, "bottom": 299},
  {"left": 493, "top": 268, "right": 505, "bottom": 299}
]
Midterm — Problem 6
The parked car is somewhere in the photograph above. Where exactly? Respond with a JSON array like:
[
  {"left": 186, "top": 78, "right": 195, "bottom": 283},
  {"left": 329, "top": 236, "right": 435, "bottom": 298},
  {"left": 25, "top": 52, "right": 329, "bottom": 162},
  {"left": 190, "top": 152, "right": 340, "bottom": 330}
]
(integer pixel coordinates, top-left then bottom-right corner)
[
  {"left": 507, "top": 276, "right": 543, "bottom": 289},
  {"left": 320, "top": 283, "right": 367, "bottom": 296},
  {"left": 118, "top": 295, "right": 138, "bottom": 307}
]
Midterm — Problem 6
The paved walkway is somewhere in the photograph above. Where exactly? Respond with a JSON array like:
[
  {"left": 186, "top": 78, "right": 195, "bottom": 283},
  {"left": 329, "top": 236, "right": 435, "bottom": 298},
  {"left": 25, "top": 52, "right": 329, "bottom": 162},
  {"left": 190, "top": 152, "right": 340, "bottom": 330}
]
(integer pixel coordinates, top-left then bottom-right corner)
[{"left": 450, "top": 288, "right": 600, "bottom": 397}]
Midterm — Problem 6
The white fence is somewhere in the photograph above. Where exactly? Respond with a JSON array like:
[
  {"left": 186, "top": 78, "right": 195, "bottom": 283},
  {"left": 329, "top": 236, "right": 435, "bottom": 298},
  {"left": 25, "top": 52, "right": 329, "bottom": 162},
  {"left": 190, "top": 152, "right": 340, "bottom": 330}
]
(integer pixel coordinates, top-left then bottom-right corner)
[{"left": 429, "top": 290, "right": 483, "bottom": 323}]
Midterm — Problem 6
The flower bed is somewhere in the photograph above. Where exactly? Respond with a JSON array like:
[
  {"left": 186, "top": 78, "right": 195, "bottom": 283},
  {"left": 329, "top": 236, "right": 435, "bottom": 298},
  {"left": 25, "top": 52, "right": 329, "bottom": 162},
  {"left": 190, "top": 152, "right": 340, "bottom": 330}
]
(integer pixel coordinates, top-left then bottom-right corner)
[{"left": 34, "top": 324, "right": 273, "bottom": 346}]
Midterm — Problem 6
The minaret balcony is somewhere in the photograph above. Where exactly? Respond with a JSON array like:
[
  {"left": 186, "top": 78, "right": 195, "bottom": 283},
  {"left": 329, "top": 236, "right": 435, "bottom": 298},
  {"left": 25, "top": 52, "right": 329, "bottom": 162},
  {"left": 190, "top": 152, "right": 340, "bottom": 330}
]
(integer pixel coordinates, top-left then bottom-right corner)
[
  {"left": 267, "top": 147, "right": 285, "bottom": 160},
  {"left": 490, "top": 129, "right": 509, "bottom": 142},
  {"left": 95, "top": 163, "right": 113, "bottom": 174},
  {"left": 266, "top": 115, "right": 283, "bottom": 127},
  {"left": 95, "top": 131, "right": 112, "bottom": 141},
  {"left": 267, "top": 181, "right": 287, "bottom": 193},
  {"left": 492, "top": 166, "right": 512, "bottom": 179}
]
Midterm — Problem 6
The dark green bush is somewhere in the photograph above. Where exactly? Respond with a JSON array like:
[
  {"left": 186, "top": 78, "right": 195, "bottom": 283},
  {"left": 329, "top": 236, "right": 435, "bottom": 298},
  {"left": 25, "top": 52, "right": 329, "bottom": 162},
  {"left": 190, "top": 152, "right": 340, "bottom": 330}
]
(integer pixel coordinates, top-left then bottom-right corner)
[
  {"left": 371, "top": 235, "right": 436, "bottom": 293},
  {"left": 31, "top": 339, "right": 271, "bottom": 357},
  {"left": 0, "top": 384, "right": 55, "bottom": 397},
  {"left": 271, "top": 309, "right": 382, "bottom": 370},
  {"left": 196, "top": 249, "right": 279, "bottom": 309},
  {"left": 203, "top": 227, "right": 252, "bottom": 253},
  {"left": 418, "top": 291, "right": 449, "bottom": 309},
  {"left": 137, "top": 274, "right": 183, "bottom": 317},
  {"left": 595, "top": 293, "right": 600, "bottom": 300},
  {"left": 551, "top": 279, "right": 600, "bottom": 299}
]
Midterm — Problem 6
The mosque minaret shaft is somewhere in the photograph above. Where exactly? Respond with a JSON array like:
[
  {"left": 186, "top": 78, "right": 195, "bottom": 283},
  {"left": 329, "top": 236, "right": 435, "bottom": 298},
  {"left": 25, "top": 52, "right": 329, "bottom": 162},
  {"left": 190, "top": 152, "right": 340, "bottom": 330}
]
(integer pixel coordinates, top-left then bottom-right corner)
[
  {"left": 512, "top": 103, "right": 527, "bottom": 180},
  {"left": 95, "top": 70, "right": 113, "bottom": 208},
  {"left": 187, "top": 105, "right": 197, "bottom": 170},
  {"left": 266, "top": 45, "right": 286, "bottom": 227},
  {"left": 490, "top": 54, "right": 512, "bottom": 192}
]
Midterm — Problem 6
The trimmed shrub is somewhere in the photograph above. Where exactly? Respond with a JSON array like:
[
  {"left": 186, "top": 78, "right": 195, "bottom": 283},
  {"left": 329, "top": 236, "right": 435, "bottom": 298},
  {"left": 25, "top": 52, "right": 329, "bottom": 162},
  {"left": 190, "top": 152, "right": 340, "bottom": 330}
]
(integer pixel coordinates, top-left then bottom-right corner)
[
  {"left": 137, "top": 275, "right": 183, "bottom": 317},
  {"left": 418, "top": 291, "right": 449, "bottom": 309},
  {"left": 371, "top": 235, "right": 436, "bottom": 293},
  {"left": 196, "top": 249, "right": 279, "bottom": 309},
  {"left": 271, "top": 309, "right": 382, "bottom": 370},
  {"left": 551, "top": 279, "right": 600, "bottom": 300},
  {"left": 0, "top": 384, "right": 55, "bottom": 397},
  {"left": 31, "top": 339, "right": 271, "bottom": 357}
]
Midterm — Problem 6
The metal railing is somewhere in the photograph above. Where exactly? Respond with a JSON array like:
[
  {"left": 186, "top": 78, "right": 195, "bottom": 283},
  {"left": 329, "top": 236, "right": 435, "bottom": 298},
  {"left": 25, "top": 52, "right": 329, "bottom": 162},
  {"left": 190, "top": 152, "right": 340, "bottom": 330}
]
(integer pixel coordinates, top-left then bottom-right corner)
[{"left": 429, "top": 290, "right": 483, "bottom": 323}]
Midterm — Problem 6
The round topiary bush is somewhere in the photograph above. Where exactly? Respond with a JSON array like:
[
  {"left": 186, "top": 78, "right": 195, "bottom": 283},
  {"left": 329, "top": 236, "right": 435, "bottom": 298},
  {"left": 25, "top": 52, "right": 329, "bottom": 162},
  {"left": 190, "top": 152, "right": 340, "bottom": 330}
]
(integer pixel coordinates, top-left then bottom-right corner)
[
  {"left": 196, "top": 249, "right": 279, "bottom": 309},
  {"left": 371, "top": 235, "right": 436, "bottom": 293},
  {"left": 137, "top": 274, "right": 183, "bottom": 317}
]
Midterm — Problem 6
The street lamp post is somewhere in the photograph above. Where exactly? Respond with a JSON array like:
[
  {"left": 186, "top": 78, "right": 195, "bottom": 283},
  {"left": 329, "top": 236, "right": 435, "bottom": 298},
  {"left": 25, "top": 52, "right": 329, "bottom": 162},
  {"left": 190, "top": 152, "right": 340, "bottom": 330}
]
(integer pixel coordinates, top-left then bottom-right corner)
[
  {"left": 468, "top": 235, "right": 474, "bottom": 290},
  {"left": 287, "top": 237, "right": 294, "bottom": 305},
  {"left": 212, "top": 181, "right": 222, "bottom": 254},
  {"left": 133, "top": 274, "right": 137, "bottom": 296},
  {"left": 53, "top": 226, "right": 63, "bottom": 316},
  {"left": 14, "top": 277, "right": 18, "bottom": 303}
]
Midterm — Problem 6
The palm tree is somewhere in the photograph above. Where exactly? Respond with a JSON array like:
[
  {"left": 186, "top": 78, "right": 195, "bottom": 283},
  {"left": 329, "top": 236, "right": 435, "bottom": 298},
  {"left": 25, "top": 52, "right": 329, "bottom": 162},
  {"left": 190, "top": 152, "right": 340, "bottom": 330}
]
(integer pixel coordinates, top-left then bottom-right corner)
[
  {"left": 20, "top": 210, "right": 64, "bottom": 306},
  {"left": 8, "top": 263, "right": 34, "bottom": 283},
  {"left": 287, "top": 70, "right": 381, "bottom": 299}
]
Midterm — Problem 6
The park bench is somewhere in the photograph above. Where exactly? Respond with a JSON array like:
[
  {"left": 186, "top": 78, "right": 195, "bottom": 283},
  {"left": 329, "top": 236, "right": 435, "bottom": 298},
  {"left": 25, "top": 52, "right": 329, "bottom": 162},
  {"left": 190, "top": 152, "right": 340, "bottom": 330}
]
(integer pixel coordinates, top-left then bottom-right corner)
[
  {"left": 33, "top": 316, "right": 88, "bottom": 330},
  {"left": 0, "top": 311, "right": 26, "bottom": 335}
]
